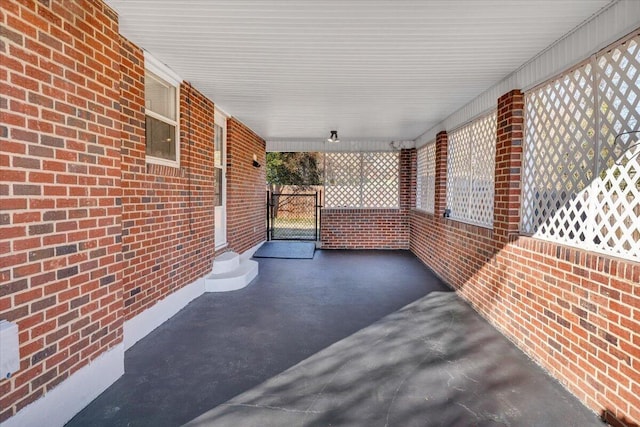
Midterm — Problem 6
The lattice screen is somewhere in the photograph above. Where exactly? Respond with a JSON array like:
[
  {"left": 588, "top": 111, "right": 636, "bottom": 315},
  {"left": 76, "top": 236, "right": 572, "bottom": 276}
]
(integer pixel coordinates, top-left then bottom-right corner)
[
  {"left": 325, "top": 152, "right": 399, "bottom": 208},
  {"left": 446, "top": 112, "right": 497, "bottom": 227},
  {"left": 522, "top": 33, "right": 640, "bottom": 261},
  {"left": 416, "top": 142, "right": 436, "bottom": 213}
]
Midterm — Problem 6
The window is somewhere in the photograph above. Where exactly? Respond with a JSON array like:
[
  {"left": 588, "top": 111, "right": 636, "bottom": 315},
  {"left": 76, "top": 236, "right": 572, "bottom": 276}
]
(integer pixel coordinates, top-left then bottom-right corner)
[
  {"left": 446, "top": 112, "right": 497, "bottom": 227},
  {"left": 522, "top": 33, "right": 639, "bottom": 261},
  {"left": 416, "top": 141, "right": 436, "bottom": 213},
  {"left": 144, "top": 52, "right": 181, "bottom": 166},
  {"left": 324, "top": 152, "right": 399, "bottom": 208},
  {"left": 214, "top": 123, "right": 224, "bottom": 207}
]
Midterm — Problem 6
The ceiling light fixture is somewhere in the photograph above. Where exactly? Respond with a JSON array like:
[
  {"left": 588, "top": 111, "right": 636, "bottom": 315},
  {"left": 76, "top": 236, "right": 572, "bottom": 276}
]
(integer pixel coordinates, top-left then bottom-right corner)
[{"left": 327, "top": 130, "right": 340, "bottom": 143}]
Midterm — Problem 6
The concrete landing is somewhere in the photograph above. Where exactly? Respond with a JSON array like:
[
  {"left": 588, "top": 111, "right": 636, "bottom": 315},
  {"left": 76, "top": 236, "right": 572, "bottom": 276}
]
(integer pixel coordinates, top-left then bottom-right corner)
[{"left": 205, "top": 252, "right": 258, "bottom": 292}]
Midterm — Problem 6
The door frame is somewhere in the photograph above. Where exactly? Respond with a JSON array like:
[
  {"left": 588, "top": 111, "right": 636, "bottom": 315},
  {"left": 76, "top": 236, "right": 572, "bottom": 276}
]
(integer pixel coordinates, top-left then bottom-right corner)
[{"left": 214, "top": 107, "right": 228, "bottom": 249}]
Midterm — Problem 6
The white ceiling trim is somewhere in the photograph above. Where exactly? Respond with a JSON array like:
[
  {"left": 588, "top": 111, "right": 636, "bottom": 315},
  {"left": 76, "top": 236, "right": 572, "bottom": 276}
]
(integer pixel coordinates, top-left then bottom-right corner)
[
  {"left": 267, "top": 140, "right": 415, "bottom": 153},
  {"left": 415, "top": 0, "right": 640, "bottom": 147},
  {"left": 144, "top": 50, "right": 182, "bottom": 86}
]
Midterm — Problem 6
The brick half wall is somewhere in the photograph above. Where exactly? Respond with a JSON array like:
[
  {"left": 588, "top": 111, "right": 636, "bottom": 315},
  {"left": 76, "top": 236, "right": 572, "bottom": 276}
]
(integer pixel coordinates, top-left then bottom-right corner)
[
  {"left": 320, "top": 149, "right": 414, "bottom": 250},
  {"left": 321, "top": 209, "right": 409, "bottom": 249},
  {"left": 410, "top": 90, "right": 640, "bottom": 424}
]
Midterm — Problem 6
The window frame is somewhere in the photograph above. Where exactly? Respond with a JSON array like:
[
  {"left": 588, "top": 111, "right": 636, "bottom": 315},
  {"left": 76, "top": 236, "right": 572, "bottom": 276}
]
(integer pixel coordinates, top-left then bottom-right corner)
[{"left": 144, "top": 51, "right": 182, "bottom": 168}]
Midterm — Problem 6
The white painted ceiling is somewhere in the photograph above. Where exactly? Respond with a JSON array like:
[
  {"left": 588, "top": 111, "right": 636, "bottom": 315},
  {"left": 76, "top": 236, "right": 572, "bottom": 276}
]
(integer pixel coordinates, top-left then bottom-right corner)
[{"left": 106, "top": 0, "right": 612, "bottom": 144}]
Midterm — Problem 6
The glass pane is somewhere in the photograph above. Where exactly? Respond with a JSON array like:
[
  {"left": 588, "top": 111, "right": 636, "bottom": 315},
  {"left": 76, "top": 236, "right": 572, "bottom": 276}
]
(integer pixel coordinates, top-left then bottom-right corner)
[
  {"left": 214, "top": 124, "right": 223, "bottom": 167},
  {"left": 146, "top": 116, "right": 176, "bottom": 161},
  {"left": 214, "top": 168, "right": 223, "bottom": 206},
  {"left": 145, "top": 72, "right": 176, "bottom": 120}
]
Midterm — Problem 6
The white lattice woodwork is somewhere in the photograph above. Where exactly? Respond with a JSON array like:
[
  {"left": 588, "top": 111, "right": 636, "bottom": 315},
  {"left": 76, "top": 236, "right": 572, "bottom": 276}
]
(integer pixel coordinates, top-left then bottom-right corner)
[
  {"left": 325, "top": 152, "right": 399, "bottom": 208},
  {"left": 522, "top": 33, "right": 640, "bottom": 261},
  {"left": 325, "top": 153, "right": 361, "bottom": 208},
  {"left": 522, "top": 63, "right": 596, "bottom": 240},
  {"left": 416, "top": 142, "right": 436, "bottom": 213},
  {"left": 597, "top": 36, "right": 640, "bottom": 170},
  {"left": 446, "top": 112, "right": 497, "bottom": 227}
]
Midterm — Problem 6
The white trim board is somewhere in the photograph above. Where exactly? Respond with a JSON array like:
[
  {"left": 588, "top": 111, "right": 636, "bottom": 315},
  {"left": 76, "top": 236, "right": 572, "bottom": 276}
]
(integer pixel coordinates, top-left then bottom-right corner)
[
  {"left": 1, "top": 243, "right": 264, "bottom": 426},
  {"left": 2, "top": 276, "right": 205, "bottom": 427},
  {"left": 266, "top": 139, "right": 415, "bottom": 153},
  {"left": 123, "top": 276, "right": 205, "bottom": 350},
  {"left": 1, "top": 344, "right": 124, "bottom": 427},
  {"left": 124, "top": 240, "right": 263, "bottom": 349}
]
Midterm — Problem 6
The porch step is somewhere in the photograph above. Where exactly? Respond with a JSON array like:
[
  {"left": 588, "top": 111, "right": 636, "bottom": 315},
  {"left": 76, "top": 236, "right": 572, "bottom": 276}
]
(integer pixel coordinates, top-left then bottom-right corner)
[
  {"left": 212, "top": 251, "right": 240, "bottom": 274},
  {"left": 205, "top": 254, "right": 258, "bottom": 292}
]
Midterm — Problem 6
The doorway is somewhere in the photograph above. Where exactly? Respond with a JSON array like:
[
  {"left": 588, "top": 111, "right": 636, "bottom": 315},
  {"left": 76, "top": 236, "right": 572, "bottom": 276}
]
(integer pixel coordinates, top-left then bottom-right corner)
[{"left": 214, "top": 109, "right": 227, "bottom": 248}]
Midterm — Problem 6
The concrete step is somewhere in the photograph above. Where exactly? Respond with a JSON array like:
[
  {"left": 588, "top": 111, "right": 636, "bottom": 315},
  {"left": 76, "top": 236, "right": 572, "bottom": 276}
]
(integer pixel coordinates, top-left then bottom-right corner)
[
  {"left": 205, "top": 258, "right": 259, "bottom": 292},
  {"left": 212, "top": 251, "right": 240, "bottom": 274}
]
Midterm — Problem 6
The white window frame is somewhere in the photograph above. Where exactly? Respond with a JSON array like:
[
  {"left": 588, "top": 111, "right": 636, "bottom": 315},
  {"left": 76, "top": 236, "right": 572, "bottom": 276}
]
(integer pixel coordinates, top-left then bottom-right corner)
[
  {"left": 213, "top": 107, "right": 229, "bottom": 249},
  {"left": 144, "top": 51, "right": 182, "bottom": 168}
]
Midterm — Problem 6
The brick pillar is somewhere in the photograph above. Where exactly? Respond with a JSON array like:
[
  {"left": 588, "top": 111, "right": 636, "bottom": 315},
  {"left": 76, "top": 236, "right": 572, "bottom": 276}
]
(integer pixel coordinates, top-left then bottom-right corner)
[
  {"left": 434, "top": 131, "right": 448, "bottom": 217},
  {"left": 494, "top": 90, "right": 524, "bottom": 244},
  {"left": 400, "top": 148, "right": 416, "bottom": 210}
]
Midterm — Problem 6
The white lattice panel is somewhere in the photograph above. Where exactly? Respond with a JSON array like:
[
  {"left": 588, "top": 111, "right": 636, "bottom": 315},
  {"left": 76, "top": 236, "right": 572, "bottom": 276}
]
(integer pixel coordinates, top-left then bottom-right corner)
[
  {"left": 447, "top": 127, "right": 471, "bottom": 220},
  {"left": 416, "top": 142, "right": 436, "bottom": 213},
  {"left": 325, "top": 152, "right": 399, "bottom": 208},
  {"left": 470, "top": 113, "right": 497, "bottom": 225},
  {"left": 325, "top": 153, "right": 361, "bottom": 208},
  {"left": 522, "top": 63, "right": 596, "bottom": 237},
  {"left": 597, "top": 36, "right": 640, "bottom": 171},
  {"left": 446, "top": 112, "right": 496, "bottom": 227},
  {"left": 592, "top": 141, "right": 640, "bottom": 260},
  {"left": 593, "top": 35, "right": 640, "bottom": 260},
  {"left": 522, "top": 33, "right": 640, "bottom": 261},
  {"left": 362, "top": 152, "right": 399, "bottom": 208}
]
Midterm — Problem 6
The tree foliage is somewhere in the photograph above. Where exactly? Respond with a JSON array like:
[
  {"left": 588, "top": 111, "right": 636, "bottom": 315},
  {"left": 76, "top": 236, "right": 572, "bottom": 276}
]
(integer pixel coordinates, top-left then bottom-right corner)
[
  {"left": 266, "top": 152, "right": 324, "bottom": 218},
  {"left": 266, "top": 152, "right": 323, "bottom": 187}
]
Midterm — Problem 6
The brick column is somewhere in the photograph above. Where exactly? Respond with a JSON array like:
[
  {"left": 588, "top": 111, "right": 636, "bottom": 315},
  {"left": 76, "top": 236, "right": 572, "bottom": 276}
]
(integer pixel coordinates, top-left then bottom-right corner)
[
  {"left": 494, "top": 90, "right": 524, "bottom": 244},
  {"left": 434, "top": 131, "right": 448, "bottom": 217},
  {"left": 400, "top": 148, "right": 416, "bottom": 210}
]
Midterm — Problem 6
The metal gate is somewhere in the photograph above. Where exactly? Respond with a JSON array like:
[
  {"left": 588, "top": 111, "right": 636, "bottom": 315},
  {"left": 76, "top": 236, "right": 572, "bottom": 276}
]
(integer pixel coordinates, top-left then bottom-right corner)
[{"left": 267, "top": 192, "right": 320, "bottom": 241}]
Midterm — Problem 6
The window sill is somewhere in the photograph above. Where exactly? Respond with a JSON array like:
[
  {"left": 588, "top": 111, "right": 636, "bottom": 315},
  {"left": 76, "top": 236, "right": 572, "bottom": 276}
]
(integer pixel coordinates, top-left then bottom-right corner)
[{"left": 146, "top": 161, "right": 185, "bottom": 177}]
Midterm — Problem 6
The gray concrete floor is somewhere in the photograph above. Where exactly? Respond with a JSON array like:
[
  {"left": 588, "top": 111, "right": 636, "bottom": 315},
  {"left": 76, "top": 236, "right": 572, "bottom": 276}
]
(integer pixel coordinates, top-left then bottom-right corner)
[{"left": 67, "top": 250, "right": 602, "bottom": 427}]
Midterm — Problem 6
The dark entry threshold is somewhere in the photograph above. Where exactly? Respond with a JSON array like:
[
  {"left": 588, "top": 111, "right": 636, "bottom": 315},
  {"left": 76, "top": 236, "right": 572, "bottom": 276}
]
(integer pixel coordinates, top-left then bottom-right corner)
[
  {"left": 253, "top": 241, "right": 316, "bottom": 259},
  {"left": 66, "top": 250, "right": 601, "bottom": 426}
]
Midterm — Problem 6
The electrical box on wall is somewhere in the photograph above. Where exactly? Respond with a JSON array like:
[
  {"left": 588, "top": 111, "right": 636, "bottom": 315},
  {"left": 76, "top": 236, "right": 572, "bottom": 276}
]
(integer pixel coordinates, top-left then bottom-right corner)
[{"left": 0, "top": 320, "right": 20, "bottom": 379}]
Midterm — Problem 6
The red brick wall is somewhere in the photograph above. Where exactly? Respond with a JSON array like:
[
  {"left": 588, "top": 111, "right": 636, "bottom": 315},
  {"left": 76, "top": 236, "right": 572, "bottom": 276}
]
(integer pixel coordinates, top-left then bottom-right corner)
[
  {"left": 225, "top": 118, "right": 266, "bottom": 255},
  {"left": 1, "top": 2, "right": 269, "bottom": 421},
  {"left": 119, "top": 42, "right": 215, "bottom": 320},
  {"left": 410, "top": 91, "right": 640, "bottom": 424},
  {"left": 0, "top": 1, "right": 123, "bottom": 421},
  {"left": 321, "top": 149, "right": 414, "bottom": 249}
]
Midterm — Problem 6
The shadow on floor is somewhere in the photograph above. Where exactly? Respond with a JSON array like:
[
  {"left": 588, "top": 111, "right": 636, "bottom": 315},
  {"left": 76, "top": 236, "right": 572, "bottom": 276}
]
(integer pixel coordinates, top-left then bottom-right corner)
[
  {"left": 602, "top": 410, "right": 639, "bottom": 427},
  {"left": 67, "top": 250, "right": 603, "bottom": 426},
  {"left": 185, "top": 292, "right": 603, "bottom": 427},
  {"left": 67, "top": 250, "right": 451, "bottom": 426}
]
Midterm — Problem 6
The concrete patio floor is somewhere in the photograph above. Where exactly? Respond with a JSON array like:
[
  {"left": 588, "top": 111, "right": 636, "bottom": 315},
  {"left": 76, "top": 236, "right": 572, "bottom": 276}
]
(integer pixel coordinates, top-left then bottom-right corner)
[{"left": 67, "top": 250, "right": 602, "bottom": 427}]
